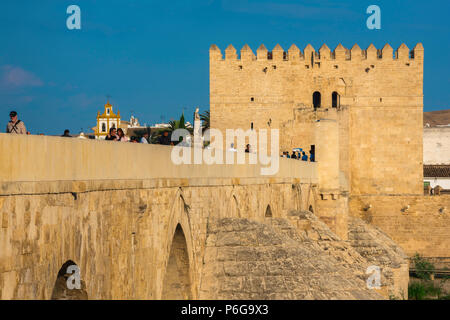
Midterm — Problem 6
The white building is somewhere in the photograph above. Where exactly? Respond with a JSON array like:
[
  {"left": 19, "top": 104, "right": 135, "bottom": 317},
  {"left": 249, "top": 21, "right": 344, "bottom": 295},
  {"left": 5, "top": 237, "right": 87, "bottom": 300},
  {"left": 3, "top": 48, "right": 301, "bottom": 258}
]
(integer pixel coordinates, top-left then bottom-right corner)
[
  {"left": 424, "top": 166, "right": 450, "bottom": 189},
  {"left": 423, "top": 126, "right": 450, "bottom": 190},
  {"left": 423, "top": 126, "right": 450, "bottom": 165},
  {"left": 153, "top": 123, "right": 171, "bottom": 129}
]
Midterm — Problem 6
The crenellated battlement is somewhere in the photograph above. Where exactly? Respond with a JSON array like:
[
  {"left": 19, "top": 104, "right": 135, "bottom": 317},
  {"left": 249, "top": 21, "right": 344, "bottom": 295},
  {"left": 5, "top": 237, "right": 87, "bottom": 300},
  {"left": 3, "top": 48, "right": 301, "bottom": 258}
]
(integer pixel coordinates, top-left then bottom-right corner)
[
  {"left": 210, "top": 39, "right": 426, "bottom": 239},
  {"left": 210, "top": 43, "right": 424, "bottom": 62}
]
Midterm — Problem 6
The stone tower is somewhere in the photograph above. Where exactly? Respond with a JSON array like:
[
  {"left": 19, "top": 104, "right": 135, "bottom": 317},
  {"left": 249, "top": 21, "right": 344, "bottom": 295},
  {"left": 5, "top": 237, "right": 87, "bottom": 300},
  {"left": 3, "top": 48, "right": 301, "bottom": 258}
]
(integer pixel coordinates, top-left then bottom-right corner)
[{"left": 210, "top": 43, "right": 424, "bottom": 196}]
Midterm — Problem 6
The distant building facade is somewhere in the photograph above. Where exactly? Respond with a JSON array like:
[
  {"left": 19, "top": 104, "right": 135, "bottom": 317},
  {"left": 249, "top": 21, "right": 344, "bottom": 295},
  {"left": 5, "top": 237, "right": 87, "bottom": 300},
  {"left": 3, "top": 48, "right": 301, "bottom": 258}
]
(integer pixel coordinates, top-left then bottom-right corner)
[
  {"left": 424, "top": 165, "right": 450, "bottom": 190},
  {"left": 423, "top": 126, "right": 450, "bottom": 165},
  {"left": 423, "top": 125, "right": 450, "bottom": 190},
  {"left": 95, "top": 102, "right": 121, "bottom": 139}
]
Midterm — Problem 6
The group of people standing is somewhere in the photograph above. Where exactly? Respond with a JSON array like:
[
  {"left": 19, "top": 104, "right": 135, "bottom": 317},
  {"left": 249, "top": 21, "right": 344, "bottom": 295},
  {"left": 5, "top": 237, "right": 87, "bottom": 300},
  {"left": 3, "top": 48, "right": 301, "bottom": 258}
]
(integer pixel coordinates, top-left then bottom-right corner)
[
  {"left": 105, "top": 127, "right": 149, "bottom": 143},
  {"left": 104, "top": 127, "right": 174, "bottom": 145},
  {"left": 282, "top": 150, "right": 315, "bottom": 162},
  {"left": 6, "top": 111, "right": 316, "bottom": 162}
]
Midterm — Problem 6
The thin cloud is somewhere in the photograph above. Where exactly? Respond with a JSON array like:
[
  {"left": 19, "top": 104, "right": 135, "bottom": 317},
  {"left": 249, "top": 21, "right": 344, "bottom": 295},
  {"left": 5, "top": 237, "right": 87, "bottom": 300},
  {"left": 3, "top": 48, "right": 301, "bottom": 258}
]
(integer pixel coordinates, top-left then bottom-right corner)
[
  {"left": 0, "top": 65, "right": 44, "bottom": 88},
  {"left": 222, "top": 0, "right": 358, "bottom": 20},
  {"left": 66, "top": 93, "right": 104, "bottom": 110}
]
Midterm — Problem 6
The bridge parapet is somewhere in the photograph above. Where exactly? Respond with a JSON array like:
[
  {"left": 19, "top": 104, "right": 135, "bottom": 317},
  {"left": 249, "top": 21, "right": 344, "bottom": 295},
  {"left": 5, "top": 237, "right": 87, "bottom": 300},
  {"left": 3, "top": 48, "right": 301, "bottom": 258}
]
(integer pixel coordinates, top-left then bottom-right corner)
[{"left": 0, "top": 133, "right": 317, "bottom": 195}]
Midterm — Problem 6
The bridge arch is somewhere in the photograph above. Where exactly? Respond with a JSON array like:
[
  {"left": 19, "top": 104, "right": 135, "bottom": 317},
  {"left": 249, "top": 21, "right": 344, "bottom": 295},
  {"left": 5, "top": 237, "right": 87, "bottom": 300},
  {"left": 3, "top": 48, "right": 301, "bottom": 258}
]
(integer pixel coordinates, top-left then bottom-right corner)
[
  {"left": 162, "top": 224, "right": 192, "bottom": 300},
  {"left": 228, "top": 191, "right": 241, "bottom": 218},
  {"left": 265, "top": 204, "right": 273, "bottom": 218},
  {"left": 51, "top": 260, "right": 88, "bottom": 300},
  {"left": 160, "top": 189, "right": 196, "bottom": 299}
]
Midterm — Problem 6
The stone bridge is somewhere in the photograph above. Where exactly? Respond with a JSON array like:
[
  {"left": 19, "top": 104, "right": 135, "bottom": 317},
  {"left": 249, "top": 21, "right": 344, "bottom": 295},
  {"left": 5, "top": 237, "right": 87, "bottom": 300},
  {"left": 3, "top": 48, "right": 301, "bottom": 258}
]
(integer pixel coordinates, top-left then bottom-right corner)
[{"left": 0, "top": 133, "right": 326, "bottom": 299}]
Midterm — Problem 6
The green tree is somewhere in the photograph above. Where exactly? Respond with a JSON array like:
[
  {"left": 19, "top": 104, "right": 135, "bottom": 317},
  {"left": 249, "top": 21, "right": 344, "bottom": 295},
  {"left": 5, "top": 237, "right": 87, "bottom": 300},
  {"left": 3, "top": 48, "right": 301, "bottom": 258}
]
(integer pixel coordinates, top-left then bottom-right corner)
[
  {"left": 168, "top": 113, "right": 189, "bottom": 132},
  {"left": 149, "top": 112, "right": 193, "bottom": 144},
  {"left": 165, "top": 113, "right": 192, "bottom": 144},
  {"left": 150, "top": 130, "right": 161, "bottom": 144}
]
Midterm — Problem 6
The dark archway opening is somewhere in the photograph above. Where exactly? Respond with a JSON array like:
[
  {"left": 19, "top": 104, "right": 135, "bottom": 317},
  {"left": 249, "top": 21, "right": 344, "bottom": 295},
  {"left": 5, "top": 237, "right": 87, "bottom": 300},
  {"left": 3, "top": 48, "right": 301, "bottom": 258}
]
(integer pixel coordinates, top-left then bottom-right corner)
[
  {"left": 265, "top": 205, "right": 273, "bottom": 218},
  {"left": 51, "top": 260, "right": 88, "bottom": 300},
  {"left": 332, "top": 91, "right": 340, "bottom": 108},
  {"left": 162, "top": 224, "right": 192, "bottom": 300},
  {"left": 313, "top": 91, "right": 321, "bottom": 109}
]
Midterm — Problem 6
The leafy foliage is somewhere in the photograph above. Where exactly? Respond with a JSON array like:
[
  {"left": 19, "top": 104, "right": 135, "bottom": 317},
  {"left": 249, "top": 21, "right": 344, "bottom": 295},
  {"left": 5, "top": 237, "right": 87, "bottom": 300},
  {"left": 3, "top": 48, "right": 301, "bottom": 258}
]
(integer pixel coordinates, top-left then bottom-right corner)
[
  {"left": 167, "top": 113, "right": 192, "bottom": 144},
  {"left": 408, "top": 282, "right": 426, "bottom": 300},
  {"left": 412, "top": 253, "right": 435, "bottom": 280},
  {"left": 408, "top": 281, "right": 442, "bottom": 300},
  {"left": 409, "top": 254, "right": 447, "bottom": 300}
]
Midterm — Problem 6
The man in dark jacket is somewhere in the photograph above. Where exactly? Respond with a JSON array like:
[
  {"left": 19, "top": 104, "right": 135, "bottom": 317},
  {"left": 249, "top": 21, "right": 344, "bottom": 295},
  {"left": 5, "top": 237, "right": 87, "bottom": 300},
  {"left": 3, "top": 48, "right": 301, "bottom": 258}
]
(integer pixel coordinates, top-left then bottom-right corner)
[
  {"left": 159, "top": 131, "right": 171, "bottom": 145},
  {"left": 105, "top": 128, "right": 118, "bottom": 141}
]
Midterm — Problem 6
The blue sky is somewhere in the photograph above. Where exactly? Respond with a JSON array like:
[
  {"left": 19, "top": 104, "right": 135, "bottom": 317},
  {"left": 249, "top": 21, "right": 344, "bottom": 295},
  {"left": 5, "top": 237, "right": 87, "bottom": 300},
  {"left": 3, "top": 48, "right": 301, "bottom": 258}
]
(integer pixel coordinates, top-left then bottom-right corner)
[{"left": 0, "top": 0, "right": 449, "bottom": 135}]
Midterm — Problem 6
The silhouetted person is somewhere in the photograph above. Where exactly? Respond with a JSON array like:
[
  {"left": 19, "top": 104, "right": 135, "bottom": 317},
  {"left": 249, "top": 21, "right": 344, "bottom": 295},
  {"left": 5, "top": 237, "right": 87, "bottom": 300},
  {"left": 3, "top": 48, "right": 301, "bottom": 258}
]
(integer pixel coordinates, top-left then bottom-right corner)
[
  {"left": 159, "top": 131, "right": 171, "bottom": 145},
  {"left": 291, "top": 151, "right": 297, "bottom": 159},
  {"left": 301, "top": 151, "right": 308, "bottom": 161},
  {"left": 309, "top": 149, "right": 315, "bottom": 162},
  {"left": 245, "top": 144, "right": 251, "bottom": 153},
  {"left": 61, "top": 129, "right": 71, "bottom": 137}
]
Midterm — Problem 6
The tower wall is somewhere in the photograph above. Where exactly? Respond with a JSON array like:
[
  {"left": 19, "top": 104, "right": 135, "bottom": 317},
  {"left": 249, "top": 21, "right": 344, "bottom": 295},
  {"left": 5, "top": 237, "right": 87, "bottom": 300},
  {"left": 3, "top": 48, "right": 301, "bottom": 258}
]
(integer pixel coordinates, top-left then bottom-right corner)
[
  {"left": 210, "top": 43, "right": 424, "bottom": 195},
  {"left": 315, "top": 117, "right": 348, "bottom": 239}
]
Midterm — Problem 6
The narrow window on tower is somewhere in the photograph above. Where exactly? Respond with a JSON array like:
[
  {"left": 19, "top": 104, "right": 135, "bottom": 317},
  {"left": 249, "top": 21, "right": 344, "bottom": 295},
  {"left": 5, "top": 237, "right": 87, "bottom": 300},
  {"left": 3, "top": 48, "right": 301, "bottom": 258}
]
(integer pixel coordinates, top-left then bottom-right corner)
[
  {"left": 332, "top": 91, "right": 340, "bottom": 108},
  {"left": 313, "top": 92, "right": 321, "bottom": 109}
]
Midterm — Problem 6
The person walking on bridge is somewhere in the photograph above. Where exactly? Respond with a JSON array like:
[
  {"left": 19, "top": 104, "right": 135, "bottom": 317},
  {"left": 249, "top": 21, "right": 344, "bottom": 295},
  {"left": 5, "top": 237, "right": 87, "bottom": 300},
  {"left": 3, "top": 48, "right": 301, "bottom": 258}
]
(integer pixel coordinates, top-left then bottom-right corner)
[
  {"left": 140, "top": 132, "right": 149, "bottom": 144},
  {"left": 105, "top": 127, "right": 118, "bottom": 141},
  {"left": 61, "top": 129, "right": 72, "bottom": 137},
  {"left": 301, "top": 151, "right": 308, "bottom": 161},
  {"left": 6, "top": 111, "right": 27, "bottom": 134},
  {"left": 117, "top": 128, "right": 129, "bottom": 142}
]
